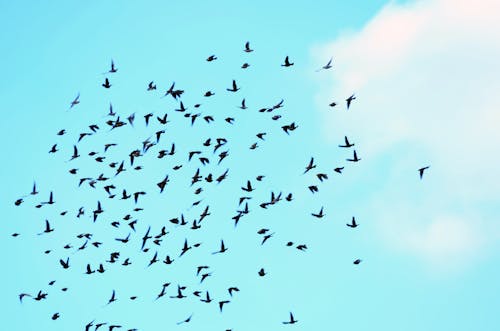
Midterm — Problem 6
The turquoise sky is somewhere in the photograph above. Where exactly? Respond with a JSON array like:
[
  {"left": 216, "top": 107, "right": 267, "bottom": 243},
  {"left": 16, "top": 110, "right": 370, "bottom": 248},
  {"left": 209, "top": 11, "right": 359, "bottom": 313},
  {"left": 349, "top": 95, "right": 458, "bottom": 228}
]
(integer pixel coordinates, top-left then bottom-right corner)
[{"left": 1, "top": 1, "right": 499, "bottom": 331}]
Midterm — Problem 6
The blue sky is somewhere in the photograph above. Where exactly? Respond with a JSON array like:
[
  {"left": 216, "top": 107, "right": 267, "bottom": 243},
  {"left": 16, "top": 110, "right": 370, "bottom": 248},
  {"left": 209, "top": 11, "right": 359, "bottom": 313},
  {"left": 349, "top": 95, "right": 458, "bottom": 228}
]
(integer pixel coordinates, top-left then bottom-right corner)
[{"left": 1, "top": 0, "right": 499, "bottom": 330}]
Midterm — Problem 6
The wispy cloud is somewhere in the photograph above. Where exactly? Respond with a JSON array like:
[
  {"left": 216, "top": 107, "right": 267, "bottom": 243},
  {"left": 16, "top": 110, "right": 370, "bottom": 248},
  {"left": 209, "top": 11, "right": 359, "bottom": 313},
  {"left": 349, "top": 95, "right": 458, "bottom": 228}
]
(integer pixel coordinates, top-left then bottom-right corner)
[{"left": 312, "top": 0, "right": 500, "bottom": 272}]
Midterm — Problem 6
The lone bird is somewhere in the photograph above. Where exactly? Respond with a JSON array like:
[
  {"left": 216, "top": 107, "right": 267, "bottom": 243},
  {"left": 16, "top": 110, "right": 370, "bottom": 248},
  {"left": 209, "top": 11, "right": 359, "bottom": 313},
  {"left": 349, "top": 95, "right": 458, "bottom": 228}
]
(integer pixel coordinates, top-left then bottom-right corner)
[
  {"left": 281, "top": 56, "right": 294, "bottom": 67},
  {"left": 346, "top": 94, "right": 356, "bottom": 109},
  {"left": 418, "top": 166, "right": 430, "bottom": 179},
  {"left": 102, "top": 78, "right": 111, "bottom": 88},
  {"left": 283, "top": 312, "right": 298, "bottom": 325}
]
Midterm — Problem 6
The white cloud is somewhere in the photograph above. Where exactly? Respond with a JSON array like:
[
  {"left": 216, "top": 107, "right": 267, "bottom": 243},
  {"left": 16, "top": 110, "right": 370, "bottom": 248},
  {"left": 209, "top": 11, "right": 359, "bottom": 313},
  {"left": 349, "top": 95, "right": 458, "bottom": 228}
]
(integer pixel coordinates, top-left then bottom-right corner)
[{"left": 313, "top": 0, "right": 500, "bottom": 271}]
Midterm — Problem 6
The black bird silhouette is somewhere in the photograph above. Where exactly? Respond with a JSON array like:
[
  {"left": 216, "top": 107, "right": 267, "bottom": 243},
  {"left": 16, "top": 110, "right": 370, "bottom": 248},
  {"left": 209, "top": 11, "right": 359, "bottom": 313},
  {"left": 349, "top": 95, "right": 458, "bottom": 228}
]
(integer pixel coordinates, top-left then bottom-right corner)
[
  {"left": 219, "top": 300, "right": 230, "bottom": 312},
  {"left": 346, "top": 94, "right": 356, "bottom": 109},
  {"left": 311, "top": 207, "right": 324, "bottom": 218},
  {"left": 308, "top": 185, "right": 318, "bottom": 193},
  {"left": 42, "top": 191, "right": 55, "bottom": 205},
  {"left": 176, "top": 314, "right": 193, "bottom": 325},
  {"left": 30, "top": 182, "right": 38, "bottom": 195},
  {"left": 200, "top": 291, "right": 212, "bottom": 303},
  {"left": 339, "top": 136, "right": 354, "bottom": 148},
  {"left": 334, "top": 167, "right": 344, "bottom": 174},
  {"left": 281, "top": 56, "right": 294, "bottom": 67},
  {"left": 108, "top": 60, "right": 117, "bottom": 73},
  {"left": 147, "top": 81, "right": 156, "bottom": 91},
  {"left": 418, "top": 166, "right": 430, "bottom": 179},
  {"left": 244, "top": 41, "right": 253, "bottom": 52},
  {"left": 227, "top": 80, "right": 240, "bottom": 92},
  {"left": 102, "top": 78, "right": 111, "bottom": 88},
  {"left": 206, "top": 55, "right": 217, "bottom": 61},
  {"left": 258, "top": 268, "right": 266, "bottom": 277},
  {"left": 39, "top": 219, "right": 54, "bottom": 234},
  {"left": 353, "top": 259, "right": 362, "bottom": 265},
  {"left": 49, "top": 144, "right": 58, "bottom": 153},
  {"left": 346, "top": 150, "right": 361, "bottom": 162},
  {"left": 179, "top": 239, "right": 192, "bottom": 257},
  {"left": 59, "top": 258, "right": 69, "bottom": 269},
  {"left": 347, "top": 217, "right": 358, "bottom": 228},
  {"left": 19, "top": 293, "right": 32, "bottom": 303},
  {"left": 241, "top": 180, "right": 254, "bottom": 192},
  {"left": 212, "top": 239, "right": 228, "bottom": 254},
  {"left": 69, "top": 93, "right": 80, "bottom": 109},
  {"left": 70, "top": 145, "right": 80, "bottom": 161},
  {"left": 157, "top": 175, "right": 169, "bottom": 193},
  {"left": 283, "top": 312, "right": 298, "bottom": 324},
  {"left": 148, "top": 251, "right": 159, "bottom": 267},
  {"left": 228, "top": 287, "right": 240, "bottom": 297},
  {"left": 317, "top": 173, "right": 328, "bottom": 182},
  {"left": 303, "top": 157, "right": 316, "bottom": 174}
]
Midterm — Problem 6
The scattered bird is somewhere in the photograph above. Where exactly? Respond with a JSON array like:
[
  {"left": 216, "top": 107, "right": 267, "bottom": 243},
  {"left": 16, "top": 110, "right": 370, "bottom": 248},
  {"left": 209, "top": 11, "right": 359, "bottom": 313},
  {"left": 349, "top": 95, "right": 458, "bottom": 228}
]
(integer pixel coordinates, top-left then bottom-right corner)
[
  {"left": 281, "top": 56, "right": 294, "bottom": 67},
  {"left": 316, "top": 57, "right": 333, "bottom": 71},
  {"left": 339, "top": 136, "right": 354, "bottom": 148},
  {"left": 69, "top": 93, "right": 80, "bottom": 109},
  {"left": 347, "top": 217, "right": 358, "bottom": 228},
  {"left": 346, "top": 150, "right": 361, "bottom": 162},
  {"left": 244, "top": 41, "right": 253, "bottom": 53},
  {"left": 418, "top": 166, "right": 430, "bottom": 179},
  {"left": 346, "top": 94, "right": 356, "bottom": 109},
  {"left": 283, "top": 312, "right": 298, "bottom": 325},
  {"left": 102, "top": 78, "right": 111, "bottom": 89}
]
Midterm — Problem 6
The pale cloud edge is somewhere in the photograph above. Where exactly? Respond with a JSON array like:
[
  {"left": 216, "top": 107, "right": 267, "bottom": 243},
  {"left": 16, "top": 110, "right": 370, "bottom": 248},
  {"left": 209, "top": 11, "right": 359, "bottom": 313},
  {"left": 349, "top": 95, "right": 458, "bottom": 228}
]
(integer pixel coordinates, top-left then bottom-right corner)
[{"left": 312, "top": 0, "right": 500, "bottom": 273}]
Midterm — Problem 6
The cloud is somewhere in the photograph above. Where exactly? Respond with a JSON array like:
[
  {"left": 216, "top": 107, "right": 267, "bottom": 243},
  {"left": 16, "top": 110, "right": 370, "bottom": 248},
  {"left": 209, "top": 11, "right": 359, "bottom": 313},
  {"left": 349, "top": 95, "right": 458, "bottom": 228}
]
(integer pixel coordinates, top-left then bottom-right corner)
[{"left": 313, "top": 0, "right": 500, "bottom": 271}]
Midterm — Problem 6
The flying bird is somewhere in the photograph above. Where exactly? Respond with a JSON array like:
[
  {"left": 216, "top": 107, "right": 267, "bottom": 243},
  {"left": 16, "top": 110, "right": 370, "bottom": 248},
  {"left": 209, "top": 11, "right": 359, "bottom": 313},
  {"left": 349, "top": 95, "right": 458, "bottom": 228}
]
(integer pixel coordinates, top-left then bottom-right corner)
[
  {"left": 244, "top": 41, "right": 253, "bottom": 52},
  {"left": 281, "top": 56, "right": 294, "bottom": 67},
  {"left": 418, "top": 166, "right": 430, "bottom": 179},
  {"left": 346, "top": 94, "right": 356, "bottom": 109},
  {"left": 316, "top": 57, "right": 333, "bottom": 71}
]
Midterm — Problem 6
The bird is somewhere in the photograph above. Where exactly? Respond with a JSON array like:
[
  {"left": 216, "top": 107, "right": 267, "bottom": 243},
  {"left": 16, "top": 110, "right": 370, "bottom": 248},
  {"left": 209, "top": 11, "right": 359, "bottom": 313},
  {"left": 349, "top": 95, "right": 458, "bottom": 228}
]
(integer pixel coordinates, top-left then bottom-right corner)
[
  {"left": 108, "top": 59, "right": 117, "bottom": 73},
  {"left": 227, "top": 80, "right": 240, "bottom": 92},
  {"left": 353, "top": 259, "right": 362, "bottom": 265},
  {"left": 303, "top": 157, "right": 316, "bottom": 174},
  {"left": 317, "top": 57, "right": 333, "bottom": 71},
  {"left": 206, "top": 55, "right": 217, "bottom": 61},
  {"left": 346, "top": 150, "right": 361, "bottom": 162},
  {"left": 241, "top": 180, "right": 254, "bottom": 192},
  {"left": 244, "top": 41, "right": 253, "bottom": 52},
  {"left": 147, "top": 81, "right": 156, "bottom": 91},
  {"left": 177, "top": 314, "right": 193, "bottom": 325},
  {"left": 39, "top": 219, "right": 54, "bottom": 234},
  {"left": 334, "top": 167, "right": 344, "bottom": 174},
  {"left": 219, "top": 300, "right": 230, "bottom": 312},
  {"left": 258, "top": 268, "right": 266, "bottom": 277},
  {"left": 49, "top": 144, "right": 58, "bottom": 153},
  {"left": 339, "top": 136, "right": 354, "bottom": 148},
  {"left": 69, "top": 93, "right": 80, "bottom": 109},
  {"left": 418, "top": 166, "right": 430, "bottom": 179},
  {"left": 212, "top": 240, "right": 228, "bottom": 254},
  {"left": 311, "top": 207, "right": 324, "bottom": 218},
  {"left": 346, "top": 94, "right": 356, "bottom": 109},
  {"left": 19, "top": 293, "right": 32, "bottom": 303},
  {"left": 281, "top": 56, "right": 294, "bottom": 67},
  {"left": 106, "top": 290, "right": 117, "bottom": 305},
  {"left": 228, "top": 287, "right": 240, "bottom": 297},
  {"left": 102, "top": 78, "right": 111, "bottom": 88},
  {"left": 283, "top": 312, "right": 298, "bottom": 324},
  {"left": 347, "top": 217, "right": 358, "bottom": 228}
]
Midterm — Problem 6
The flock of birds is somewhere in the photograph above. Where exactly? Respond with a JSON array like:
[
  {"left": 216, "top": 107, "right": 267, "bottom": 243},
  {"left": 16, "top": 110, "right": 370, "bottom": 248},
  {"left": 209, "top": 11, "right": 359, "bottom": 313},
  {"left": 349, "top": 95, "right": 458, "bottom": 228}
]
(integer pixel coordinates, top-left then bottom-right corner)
[{"left": 12, "top": 41, "right": 430, "bottom": 331}]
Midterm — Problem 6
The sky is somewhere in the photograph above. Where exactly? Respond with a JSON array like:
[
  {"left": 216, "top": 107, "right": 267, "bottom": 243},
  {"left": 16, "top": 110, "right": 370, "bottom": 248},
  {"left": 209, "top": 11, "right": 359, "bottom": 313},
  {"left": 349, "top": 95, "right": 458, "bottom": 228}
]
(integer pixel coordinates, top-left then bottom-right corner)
[{"left": 1, "top": 0, "right": 499, "bottom": 330}]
